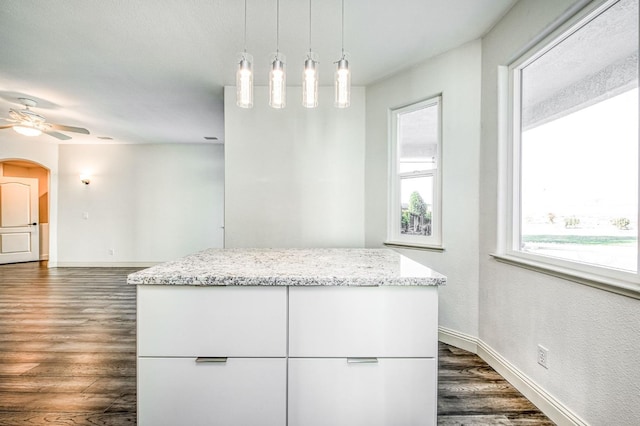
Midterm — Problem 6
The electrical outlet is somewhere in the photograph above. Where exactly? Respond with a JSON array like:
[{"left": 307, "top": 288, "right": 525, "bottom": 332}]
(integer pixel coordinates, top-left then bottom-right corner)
[
  {"left": 537, "top": 345, "right": 549, "bottom": 369},
  {"left": 108, "top": 249, "right": 115, "bottom": 256}
]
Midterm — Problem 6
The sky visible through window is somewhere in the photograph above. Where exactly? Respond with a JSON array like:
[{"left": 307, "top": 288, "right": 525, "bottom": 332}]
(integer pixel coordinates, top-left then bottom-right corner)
[{"left": 520, "top": 88, "right": 638, "bottom": 272}]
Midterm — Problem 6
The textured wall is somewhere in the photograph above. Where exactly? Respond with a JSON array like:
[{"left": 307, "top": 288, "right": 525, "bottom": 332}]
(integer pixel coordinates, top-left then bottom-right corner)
[
  {"left": 364, "top": 40, "right": 482, "bottom": 339},
  {"left": 480, "top": 0, "right": 640, "bottom": 424},
  {"left": 224, "top": 86, "right": 365, "bottom": 249},
  {"left": 57, "top": 143, "right": 224, "bottom": 265}
]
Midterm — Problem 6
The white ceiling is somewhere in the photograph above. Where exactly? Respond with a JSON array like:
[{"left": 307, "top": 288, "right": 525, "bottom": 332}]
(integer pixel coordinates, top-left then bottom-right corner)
[{"left": 0, "top": 0, "right": 516, "bottom": 145}]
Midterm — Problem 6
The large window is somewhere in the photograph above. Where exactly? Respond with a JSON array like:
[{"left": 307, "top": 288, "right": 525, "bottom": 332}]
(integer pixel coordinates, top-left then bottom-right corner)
[
  {"left": 507, "top": 0, "right": 639, "bottom": 286},
  {"left": 388, "top": 96, "right": 442, "bottom": 248}
]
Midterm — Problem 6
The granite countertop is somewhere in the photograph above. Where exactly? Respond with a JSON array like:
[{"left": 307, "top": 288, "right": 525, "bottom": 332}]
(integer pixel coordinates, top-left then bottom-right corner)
[{"left": 127, "top": 248, "right": 446, "bottom": 287}]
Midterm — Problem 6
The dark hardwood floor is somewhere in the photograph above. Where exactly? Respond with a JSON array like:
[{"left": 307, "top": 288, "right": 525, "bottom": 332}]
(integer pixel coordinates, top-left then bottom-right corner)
[{"left": 0, "top": 261, "right": 554, "bottom": 425}]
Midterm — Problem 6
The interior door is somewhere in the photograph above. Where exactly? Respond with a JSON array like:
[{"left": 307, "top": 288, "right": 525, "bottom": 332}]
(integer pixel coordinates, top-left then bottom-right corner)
[{"left": 0, "top": 177, "right": 39, "bottom": 264}]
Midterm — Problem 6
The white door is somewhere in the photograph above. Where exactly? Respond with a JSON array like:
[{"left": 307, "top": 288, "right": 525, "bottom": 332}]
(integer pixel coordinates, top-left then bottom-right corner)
[{"left": 0, "top": 177, "right": 39, "bottom": 264}]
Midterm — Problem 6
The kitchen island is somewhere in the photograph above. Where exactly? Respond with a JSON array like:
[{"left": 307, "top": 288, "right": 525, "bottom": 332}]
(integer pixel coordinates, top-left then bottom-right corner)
[{"left": 129, "top": 248, "right": 446, "bottom": 426}]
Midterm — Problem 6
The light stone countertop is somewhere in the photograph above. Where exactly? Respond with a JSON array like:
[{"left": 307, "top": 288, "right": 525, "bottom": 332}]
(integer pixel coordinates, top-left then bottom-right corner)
[{"left": 127, "top": 248, "right": 447, "bottom": 286}]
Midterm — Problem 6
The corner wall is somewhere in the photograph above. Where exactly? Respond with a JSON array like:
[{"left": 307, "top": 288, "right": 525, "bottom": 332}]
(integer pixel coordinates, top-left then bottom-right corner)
[
  {"left": 480, "top": 1, "right": 640, "bottom": 424},
  {"left": 364, "top": 40, "right": 482, "bottom": 339}
]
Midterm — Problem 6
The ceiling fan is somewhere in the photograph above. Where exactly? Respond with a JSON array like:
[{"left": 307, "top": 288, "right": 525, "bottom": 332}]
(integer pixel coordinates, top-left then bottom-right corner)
[{"left": 0, "top": 98, "right": 90, "bottom": 140}]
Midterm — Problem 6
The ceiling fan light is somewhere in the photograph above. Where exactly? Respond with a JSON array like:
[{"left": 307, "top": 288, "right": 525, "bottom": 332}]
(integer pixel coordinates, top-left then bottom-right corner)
[{"left": 13, "top": 124, "right": 42, "bottom": 137}]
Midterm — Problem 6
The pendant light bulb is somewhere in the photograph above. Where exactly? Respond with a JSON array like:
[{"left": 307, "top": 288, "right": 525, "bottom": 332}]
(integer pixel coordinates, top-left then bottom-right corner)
[
  {"left": 270, "top": 55, "right": 286, "bottom": 109},
  {"left": 302, "top": 54, "right": 319, "bottom": 108},
  {"left": 270, "top": 0, "right": 286, "bottom": 109},
  {"left": 335, "top": 57, "right": 350, "bottom": 108},
  {"left": 335, "top": 0, "right": 350, "bottom": 108},
  {"left": 302, "top": 0, "right": 318, "bottom": 108},
  {"left": 236, "top": 0, "right": 253, "bottom": 108},
  {"left": 236, "top": 53, "right": 254, "bottom": 108}
]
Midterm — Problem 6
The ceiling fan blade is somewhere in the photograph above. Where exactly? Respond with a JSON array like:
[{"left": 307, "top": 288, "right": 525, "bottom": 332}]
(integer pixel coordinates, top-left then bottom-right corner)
[
  {"left": 49, "top": 123, "right": 90, "bottom": 134},
  {"left": 43, "top": 130, "right": 72, "bottom": 141},
  {"left": 0, "top": 124, "right": 14, "bottom": 129}
]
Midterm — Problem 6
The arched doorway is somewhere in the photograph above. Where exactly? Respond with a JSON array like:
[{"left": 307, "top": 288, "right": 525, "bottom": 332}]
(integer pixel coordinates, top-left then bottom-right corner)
[{"left": 0, "top": 160, "right": 50, "bottom": 264}]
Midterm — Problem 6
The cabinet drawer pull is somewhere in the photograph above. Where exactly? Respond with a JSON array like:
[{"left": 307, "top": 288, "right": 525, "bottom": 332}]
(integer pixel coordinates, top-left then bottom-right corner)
[
  {"left": 347, "top": 357, "right": 378, "bottom": 364},
  {"left": 195, "top": 357, "right": 228, "bottom": 363}
]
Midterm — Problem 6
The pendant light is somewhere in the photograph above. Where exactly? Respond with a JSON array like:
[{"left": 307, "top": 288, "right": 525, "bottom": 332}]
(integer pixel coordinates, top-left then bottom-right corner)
[
  {"left": 269, "top": 0, "right": 286, "bottom": 109},
  {"left": 302, "top": 0, "right": 318, "bottom": 108},
  {"left": 236, "top": 0, "right": 253, "bottom": 108},
  {"left": 334, "top": 0, "right": 350, "bottom": 108}
]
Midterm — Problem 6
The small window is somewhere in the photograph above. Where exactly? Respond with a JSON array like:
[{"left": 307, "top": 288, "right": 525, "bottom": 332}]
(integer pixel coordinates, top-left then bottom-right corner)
[
  {"left": 388, "top": 96, "right": 442, "bottom": 248},
  {"left": 507, "top": 0, "right": 639, "bottom": 280}
]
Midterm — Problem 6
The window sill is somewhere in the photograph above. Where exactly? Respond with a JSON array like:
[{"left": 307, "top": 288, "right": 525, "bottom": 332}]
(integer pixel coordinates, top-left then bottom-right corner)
[
  {"left": 490, "top": 253, "right": 640, "bottom": 300},
  {"left": 384, "top": 241, "right": 445, "bottom": 252}
]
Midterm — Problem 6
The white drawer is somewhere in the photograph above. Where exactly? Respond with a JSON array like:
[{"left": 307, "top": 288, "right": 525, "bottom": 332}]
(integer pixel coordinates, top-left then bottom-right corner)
[
  {"left": 139, "top": 357, "right": 286, "bottom": 426},
  {"left": 289, "top": 286, "right": 438, "bottom": 357},
  {"left": 288, "top": 358, "right": 436, "bottom": 426},
  {"left": 137, "top": 285, "right": 287, "bottom": 357}
]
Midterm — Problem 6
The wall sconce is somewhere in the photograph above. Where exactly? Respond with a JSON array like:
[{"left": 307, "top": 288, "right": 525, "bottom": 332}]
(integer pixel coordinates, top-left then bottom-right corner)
[{"left": 80, "top": 174, "right": 91, "bottom": 185}]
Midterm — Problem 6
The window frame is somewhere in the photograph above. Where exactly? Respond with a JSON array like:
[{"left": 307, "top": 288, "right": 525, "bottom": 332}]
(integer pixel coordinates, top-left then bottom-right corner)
[
  {"left": 386, "top": 96, "right": 443, "bottom": 249},
  {"left": 499, "top": 0, "right": 640, "bottom": 296}
]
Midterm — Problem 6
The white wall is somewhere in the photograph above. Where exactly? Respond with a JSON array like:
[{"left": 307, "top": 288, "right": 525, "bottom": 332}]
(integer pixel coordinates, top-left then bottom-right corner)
[
  {"left": 224, "top": 86, "right": 365, "bottom": 248},
  {"left": 57, "top": 143, "right": 224, "bottom": 265},
  {"left": 0, "top": 135, "right": 59, "bottom": 265},
  {"left": 365, "top": 40, "right": 482, "bottom": 339},
  {"left": 480, "top": 1, "right": 640, "bottom": 424}
]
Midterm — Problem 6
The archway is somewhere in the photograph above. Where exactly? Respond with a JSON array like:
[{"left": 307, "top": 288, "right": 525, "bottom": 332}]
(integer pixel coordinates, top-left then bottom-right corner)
[{"left": 0, "top": 159, "right": 50, "bottom": 264}]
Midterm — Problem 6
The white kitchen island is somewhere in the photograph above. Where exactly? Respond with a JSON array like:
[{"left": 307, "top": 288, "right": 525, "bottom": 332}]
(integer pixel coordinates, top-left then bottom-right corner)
[{"left": 128, "top": 248, "right": 447, "bottom": 426}]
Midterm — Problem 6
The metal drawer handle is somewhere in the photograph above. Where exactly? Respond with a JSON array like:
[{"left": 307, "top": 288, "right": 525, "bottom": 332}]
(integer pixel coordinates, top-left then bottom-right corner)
[
  {"left": 195, "top": 357, "right": 228, "bottom": 363},
  {"left": 347, "top": 357, "right": 378, "bottom": 364}
]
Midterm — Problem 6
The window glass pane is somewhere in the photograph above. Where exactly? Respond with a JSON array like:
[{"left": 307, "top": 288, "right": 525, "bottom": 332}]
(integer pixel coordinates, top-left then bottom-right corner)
[
  {"left": 400, "top": 175, "right": 433, "bottom": 236},
  {"left": 519, "top": 0, "right": 639, "bottom": 272},
  {"left": 398, "top": 105, "right": 438, "bottom": 173}
]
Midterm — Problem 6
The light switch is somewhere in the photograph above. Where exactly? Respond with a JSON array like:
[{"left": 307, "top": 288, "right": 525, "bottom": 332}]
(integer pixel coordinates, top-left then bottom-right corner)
[{"left": 82, "top": 212, "right": 89, "bottom": 220}]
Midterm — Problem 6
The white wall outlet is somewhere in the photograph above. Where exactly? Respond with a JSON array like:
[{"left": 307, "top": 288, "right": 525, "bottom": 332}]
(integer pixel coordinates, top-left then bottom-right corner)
[
  {"left": 108, "top": 249, "right": 115, "bottom": 256},
  {"left": 537, "top": 344, "right": 549, "bottom": 369}
]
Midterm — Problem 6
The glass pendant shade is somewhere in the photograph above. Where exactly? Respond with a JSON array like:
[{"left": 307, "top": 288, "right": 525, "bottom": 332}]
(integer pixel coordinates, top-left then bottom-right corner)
[
  {"left": 269, "top": 55, "right": 286, "bottom": 109},
  {"left": 302, "top": 54, "right": 319, "bottom": 108},
  {"left": 236, "top": 54, "right": 254, "bottom": 108},
  {"left": 334, "top": 57, "right": 350, "bottom": 108},
  {"left": 13, "top": 124, "right": 42, "bottom": 137}
]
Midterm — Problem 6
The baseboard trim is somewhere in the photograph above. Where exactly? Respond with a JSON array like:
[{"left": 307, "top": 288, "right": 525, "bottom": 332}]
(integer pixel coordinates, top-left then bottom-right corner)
[
  {"left": 55, "top": 262, "right": 156, "bottom": 268},
  {"left": 438, "top": 327, "right": 588, "bottom": 426},
  {"left": 438, "top": 326, "right": 478, "bottom": 353}
]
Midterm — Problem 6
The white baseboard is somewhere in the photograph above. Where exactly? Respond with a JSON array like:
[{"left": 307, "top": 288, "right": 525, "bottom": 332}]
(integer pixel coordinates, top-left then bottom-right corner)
[
  {"left": 55, "top": 262, "right": 156, "bottom": 268},
  {"left": 438, "top": 326, "right": 478, "bottom": 353},
  {"left": 438, "top": 327, "right": 587, "bottom": 426}
]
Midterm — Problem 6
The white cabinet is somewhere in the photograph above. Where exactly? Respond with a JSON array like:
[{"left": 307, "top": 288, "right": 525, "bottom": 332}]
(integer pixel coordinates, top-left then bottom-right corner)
[
  {"left": 289, "top": 286, "right": 438, "bottom": 357},
  {"left": 288, "top": 358, "right": 437, "bottom": 426},
  {"left": 137, "top": 285, "right": 287, "bottom": 357},
  {"left": 137, "top": 285, "right": 288, "bottom": 426},
  {"left": 139, "top": 357, "right": 286, "bottom": 426},
  {"left": 137, "top": 284, "right": 439, "bottom": 426},
  {"left": 288, "top": 285, "right": 438, "bottom": 426}
]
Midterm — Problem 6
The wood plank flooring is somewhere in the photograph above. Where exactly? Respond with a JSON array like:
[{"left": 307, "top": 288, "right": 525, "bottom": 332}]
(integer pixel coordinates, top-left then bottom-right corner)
[{"left": 0, "top": 261, "right": 554, "bottom": 425}]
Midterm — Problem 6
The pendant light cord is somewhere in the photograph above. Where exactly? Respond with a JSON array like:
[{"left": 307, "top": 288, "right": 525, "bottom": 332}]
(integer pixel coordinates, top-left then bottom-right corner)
[
  {"left": 276, "top": 0, "right": 280, "bottom": 56},
  {"left": 309, "top": 0, "right": 312, "bottom": 55},
  {"left": 341, "top": 0, "right": 345, "bottom": 58},
  {"left": 243, "top": 0, "right": 247, "bottom": 54}
]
